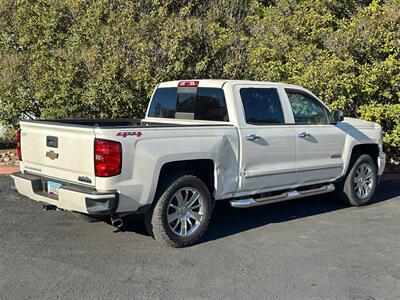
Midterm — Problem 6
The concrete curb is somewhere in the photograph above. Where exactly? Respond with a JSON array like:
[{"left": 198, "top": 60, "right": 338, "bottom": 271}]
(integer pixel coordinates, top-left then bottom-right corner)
[{"left": 0, "top": 166, "right": 19, "bottom": 175}]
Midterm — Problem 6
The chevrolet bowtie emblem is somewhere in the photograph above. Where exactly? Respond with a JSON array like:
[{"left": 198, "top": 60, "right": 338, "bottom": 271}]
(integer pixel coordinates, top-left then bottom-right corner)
[{"left": 46, "top": 150, "right": 59, "bottom": 160}]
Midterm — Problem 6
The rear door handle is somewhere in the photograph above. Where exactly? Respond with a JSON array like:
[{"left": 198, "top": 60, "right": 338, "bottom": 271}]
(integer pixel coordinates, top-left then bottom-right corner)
[
  {"left": 245, "top": 134, "right": 260, "bottom": 141},
  {"left": 298, "top": 132, "right": 310, "bottom": 138}
]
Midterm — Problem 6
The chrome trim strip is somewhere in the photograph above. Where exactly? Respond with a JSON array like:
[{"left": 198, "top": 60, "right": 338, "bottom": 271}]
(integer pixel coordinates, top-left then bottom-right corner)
[
  {"left": 244, "top": 165, "right": 343, "bottom": 179},
  {"left": 296, "top": 164, "right": 343, "bottom": 173},
  {"left": 244, "top": 169, "right": 297, "bottom": 179}
]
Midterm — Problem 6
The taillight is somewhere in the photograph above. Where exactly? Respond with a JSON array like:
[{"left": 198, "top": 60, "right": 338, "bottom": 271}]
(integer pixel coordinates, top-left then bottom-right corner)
[
  {"left": 94, "top": 139, "right": 122, "bottom": 177},
  {"left": 178, "top": 80, "right": 199, "bottom": 87},
  {"left": 17, "top": 129, "right": 22, "bottom": 161}
]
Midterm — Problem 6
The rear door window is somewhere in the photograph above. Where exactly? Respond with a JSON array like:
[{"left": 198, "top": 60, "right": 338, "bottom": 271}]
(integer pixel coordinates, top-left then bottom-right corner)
[
  {"left": 148, "top": 87, "right": 229, "bottom": 121},
  {"left": 240, "top": 88, "right": 285, "bottom": 125}
]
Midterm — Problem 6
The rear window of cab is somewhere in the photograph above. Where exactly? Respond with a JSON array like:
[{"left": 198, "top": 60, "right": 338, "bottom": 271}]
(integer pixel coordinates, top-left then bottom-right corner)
[{"left": 148, "top": 87, "right": 229, "bottom": 122}]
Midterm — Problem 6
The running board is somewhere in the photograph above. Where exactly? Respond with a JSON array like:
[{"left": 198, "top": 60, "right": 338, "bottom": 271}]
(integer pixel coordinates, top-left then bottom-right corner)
[{"left": 230, "top": 184, "right": 335, "bottom": 208}]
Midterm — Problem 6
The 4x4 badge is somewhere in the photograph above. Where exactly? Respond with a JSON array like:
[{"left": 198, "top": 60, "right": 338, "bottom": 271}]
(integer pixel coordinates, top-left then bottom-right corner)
[{"left": 117, "top": 131, "right": 143, "bottom": 138}]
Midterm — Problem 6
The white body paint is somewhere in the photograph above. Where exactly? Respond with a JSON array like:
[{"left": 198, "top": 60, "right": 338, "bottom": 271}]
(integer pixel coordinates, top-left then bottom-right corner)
[{"left": 12, "top": 80, "right": 386, "bottom": 214}]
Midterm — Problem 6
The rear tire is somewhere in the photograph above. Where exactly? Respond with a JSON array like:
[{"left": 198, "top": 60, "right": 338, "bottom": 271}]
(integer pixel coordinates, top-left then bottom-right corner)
[
  {"left": 145, "top": 175, "right": 212, "bottom": 248},
  {"left": 335, "top": 154, "right": 377, "bottom": 206}
]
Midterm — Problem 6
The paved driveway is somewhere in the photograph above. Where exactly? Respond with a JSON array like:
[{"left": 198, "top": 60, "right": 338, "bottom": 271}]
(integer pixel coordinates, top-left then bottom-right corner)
[{"left": 1, "top": 175, "right": 399, "bottom": 299}]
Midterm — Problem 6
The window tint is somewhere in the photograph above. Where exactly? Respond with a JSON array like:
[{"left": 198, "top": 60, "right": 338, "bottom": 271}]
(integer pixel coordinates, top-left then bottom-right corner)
[
  {"left": 148, "top": 87, "right": 229, "bottom": 122},
  {"left": 240, "top": 88, "right": 284, "bottom": 125},
  {"left": 195, "top": 88, "right": 228, "bottom": 121},
  {"left": 286, "top": 90, "right": 330, "bottom": 124}
]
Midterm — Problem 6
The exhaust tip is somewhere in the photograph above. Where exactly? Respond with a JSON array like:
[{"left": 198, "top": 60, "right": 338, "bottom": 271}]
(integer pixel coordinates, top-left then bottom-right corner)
[{"left": 111, "top": 216, "right": 123, "bottom": 229}]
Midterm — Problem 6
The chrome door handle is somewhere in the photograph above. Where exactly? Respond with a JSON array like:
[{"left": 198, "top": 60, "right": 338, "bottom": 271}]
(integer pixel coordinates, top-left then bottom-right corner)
[
  {"left": 245, "top": 134, "right": 260, "bottom": 141},
  {"left": 298, "top": 132, "right": 310, "bottom": 138}
]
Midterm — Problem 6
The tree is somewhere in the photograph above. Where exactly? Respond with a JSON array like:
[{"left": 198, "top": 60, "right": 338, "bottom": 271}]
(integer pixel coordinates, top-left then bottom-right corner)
[
  {"left": 246, "top": 0, "right": 399, "bottom": 159},
  {"left": 0, "top": 0, "right": 399, "bottom": 159}
]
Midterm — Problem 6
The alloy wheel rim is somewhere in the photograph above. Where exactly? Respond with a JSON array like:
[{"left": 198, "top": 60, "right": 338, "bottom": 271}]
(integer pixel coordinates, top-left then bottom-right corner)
[
  {"left": 167, "top": 187, "right": 204, "bottom": 236},
  {"left": 353, "top": 162, "right": 374, "bottom": 199}
]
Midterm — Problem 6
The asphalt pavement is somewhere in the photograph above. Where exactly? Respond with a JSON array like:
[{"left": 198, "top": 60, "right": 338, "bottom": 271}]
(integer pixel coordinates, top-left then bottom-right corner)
[{"left": 1, "top": 175, "right": 399, "bottom": 299}]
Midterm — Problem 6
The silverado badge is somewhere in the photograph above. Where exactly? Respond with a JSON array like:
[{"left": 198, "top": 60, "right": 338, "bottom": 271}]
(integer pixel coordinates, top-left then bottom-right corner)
[{"left": 46, "top": 150, "right": 59, "bottom": 160}]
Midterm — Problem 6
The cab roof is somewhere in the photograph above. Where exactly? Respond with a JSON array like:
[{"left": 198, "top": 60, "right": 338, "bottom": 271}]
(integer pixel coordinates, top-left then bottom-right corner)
[{"left": 157, "top": 79, "right": 303, "bottom": 89}]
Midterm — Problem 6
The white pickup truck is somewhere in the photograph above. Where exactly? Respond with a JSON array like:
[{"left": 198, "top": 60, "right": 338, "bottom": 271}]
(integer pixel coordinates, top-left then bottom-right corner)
[{"left": 12, "top": 80, "right": 386, "bottom": 247}]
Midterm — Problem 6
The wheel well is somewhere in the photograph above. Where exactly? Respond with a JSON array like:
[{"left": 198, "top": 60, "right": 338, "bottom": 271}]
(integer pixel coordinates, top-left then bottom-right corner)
[
  {"left": 350, "top": 144, "right": 379, "bottom": 166},
  {"left": 157, "top": 159, "right": 215, "bottom": 197}
]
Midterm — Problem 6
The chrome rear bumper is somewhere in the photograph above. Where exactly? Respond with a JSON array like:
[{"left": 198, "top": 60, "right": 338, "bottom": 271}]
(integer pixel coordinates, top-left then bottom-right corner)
[{"left": 11, "top": 172, "right": 118, "bottom": 216}]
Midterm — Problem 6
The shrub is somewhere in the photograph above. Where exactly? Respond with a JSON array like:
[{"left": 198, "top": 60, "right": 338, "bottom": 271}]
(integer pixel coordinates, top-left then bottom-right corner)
[
  {"left": 358, "top": 104, "right": 400, "bottom": 161},
  {"left": 0, "top": 0, "right": 399, "bottom": 161}
]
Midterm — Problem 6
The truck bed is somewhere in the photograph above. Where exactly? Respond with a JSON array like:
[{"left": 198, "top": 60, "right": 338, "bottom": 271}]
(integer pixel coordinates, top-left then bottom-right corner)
[
  {"left": 23, "top": 119, "right": 147, "bottom": 128},
  {"left": 21, "top": 119, "right": 232, "bottom": 128}
]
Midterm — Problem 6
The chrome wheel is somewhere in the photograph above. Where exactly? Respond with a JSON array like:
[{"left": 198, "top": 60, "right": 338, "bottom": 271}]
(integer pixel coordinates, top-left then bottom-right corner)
[
  {"left": 353, "top": 163, "right": 374, "bottom": 199},
  {"left": 167, "top": 187, "right": 204, "bottom": 237}
]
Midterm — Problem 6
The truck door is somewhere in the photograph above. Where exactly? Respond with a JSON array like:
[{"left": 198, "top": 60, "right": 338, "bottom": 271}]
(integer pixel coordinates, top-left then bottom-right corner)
[
  {"left": 284, "top": 88, "right": 346, "bottom": 184},
  {"left": 237, "top": 85, "right": 297, "bottom": 194}
]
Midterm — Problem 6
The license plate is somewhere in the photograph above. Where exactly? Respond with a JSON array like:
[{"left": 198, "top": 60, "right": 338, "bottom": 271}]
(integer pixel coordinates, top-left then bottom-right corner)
[{"left": 47, "top": 181, "right": 62, "bottom": 196}]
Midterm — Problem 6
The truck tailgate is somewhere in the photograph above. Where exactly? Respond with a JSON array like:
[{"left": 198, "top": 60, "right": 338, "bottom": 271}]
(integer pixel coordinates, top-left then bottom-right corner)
[{"left": 20, "top": 121, "right": 96, "bottom": 186}]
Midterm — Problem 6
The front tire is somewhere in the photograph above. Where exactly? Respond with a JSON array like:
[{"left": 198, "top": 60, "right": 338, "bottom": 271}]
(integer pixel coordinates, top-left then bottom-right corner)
[
  {"left": 336, "top": 154, "right": 377, "bottom": 206},
  {"left": 145, "top": 175, "right": 212, "bottom": 248}
]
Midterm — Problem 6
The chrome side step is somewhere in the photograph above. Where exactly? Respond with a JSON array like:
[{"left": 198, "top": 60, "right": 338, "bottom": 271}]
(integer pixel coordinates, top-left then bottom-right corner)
[{"left": 230, "top": 184, "right": 335, "bottom": 208}]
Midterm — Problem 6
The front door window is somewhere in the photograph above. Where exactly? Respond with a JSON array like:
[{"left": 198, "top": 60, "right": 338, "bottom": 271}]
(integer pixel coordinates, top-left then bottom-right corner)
[{"left": 286, "top": 90, "right": 330, "bottom": 125}]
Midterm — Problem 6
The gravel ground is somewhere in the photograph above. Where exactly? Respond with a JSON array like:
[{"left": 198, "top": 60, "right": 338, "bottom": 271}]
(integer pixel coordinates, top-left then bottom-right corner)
[{"left": 0, "top": 175, "right": 399, "bottom": 299}]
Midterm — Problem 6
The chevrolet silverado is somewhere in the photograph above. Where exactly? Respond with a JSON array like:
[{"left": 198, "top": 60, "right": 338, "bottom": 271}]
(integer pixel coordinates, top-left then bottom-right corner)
[{"left": 12, "top": 80, "right": 386, "bottom": 247}]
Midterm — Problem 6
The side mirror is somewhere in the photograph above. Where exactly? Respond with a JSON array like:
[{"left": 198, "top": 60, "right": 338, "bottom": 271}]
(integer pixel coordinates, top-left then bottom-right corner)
[{"left": 331, "top": 110, "right": 344, "bottom": 123}]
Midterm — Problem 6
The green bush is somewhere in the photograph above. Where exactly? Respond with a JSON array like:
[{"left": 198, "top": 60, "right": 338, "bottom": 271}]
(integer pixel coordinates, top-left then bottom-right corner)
[
  {"left": 358, "top": 104, "right": 400, "bottom": 161},
  {"left": 0, "top": 0, "right": 399, "bottom": 160},
  {"left": 0, "top": 125, "right": 17, "bottom": 143},
  {"left": 246, "top": 0, "right": 399, "bottom": 160}
]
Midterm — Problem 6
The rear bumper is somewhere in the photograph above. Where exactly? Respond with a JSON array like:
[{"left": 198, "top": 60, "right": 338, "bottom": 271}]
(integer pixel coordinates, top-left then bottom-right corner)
[{"left": 11, "top": 172, "right": 118, "bottom": 216}]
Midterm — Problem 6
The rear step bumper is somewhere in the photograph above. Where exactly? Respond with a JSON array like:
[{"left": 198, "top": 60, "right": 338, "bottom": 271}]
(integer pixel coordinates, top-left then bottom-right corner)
[
  {"left": 11, "top": 172, "right": 118, "bottom": 216},
  {"left": 230, "top": 184, "right": 335, "bottom": 208}
]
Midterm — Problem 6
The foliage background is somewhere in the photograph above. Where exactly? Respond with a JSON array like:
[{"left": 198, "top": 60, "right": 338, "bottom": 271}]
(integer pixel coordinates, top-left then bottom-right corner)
[{"left": 0, "top": 0, "right": 399, "bottom": 159}]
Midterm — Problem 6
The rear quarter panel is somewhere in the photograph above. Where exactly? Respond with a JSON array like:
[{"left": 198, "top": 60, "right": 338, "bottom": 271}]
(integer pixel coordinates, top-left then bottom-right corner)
[{"left": 94, "top": 126, "right": 240, "bottom": 213}]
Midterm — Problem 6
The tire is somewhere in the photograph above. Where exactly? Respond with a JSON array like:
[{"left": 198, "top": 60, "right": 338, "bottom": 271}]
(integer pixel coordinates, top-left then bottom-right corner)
[
  {"left": 335, "top": 154, "right": 378, "bottom": 206},
  {"left": 145, "top": 175, "right": 212, "bottom": 248}
]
